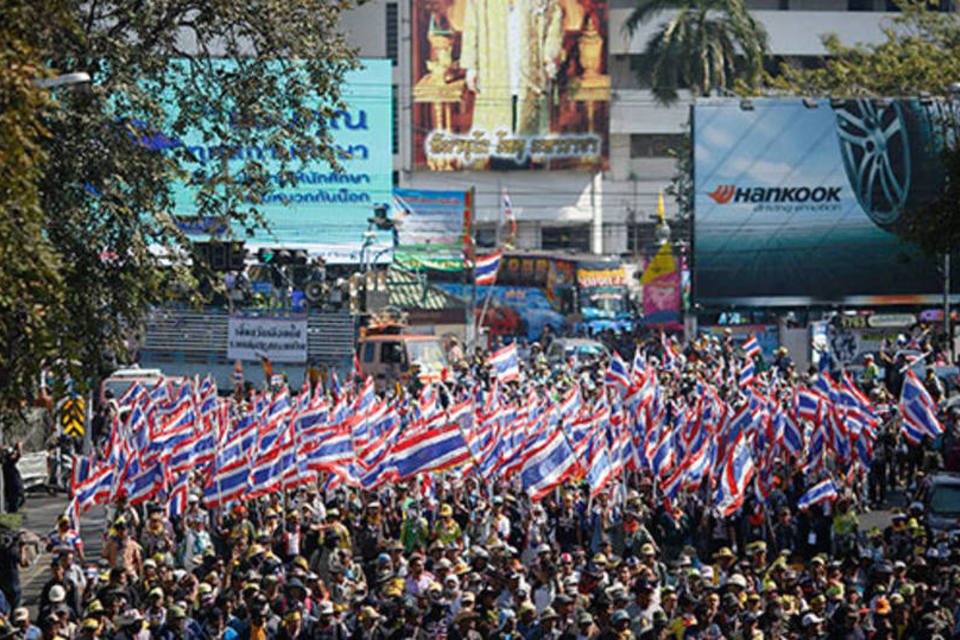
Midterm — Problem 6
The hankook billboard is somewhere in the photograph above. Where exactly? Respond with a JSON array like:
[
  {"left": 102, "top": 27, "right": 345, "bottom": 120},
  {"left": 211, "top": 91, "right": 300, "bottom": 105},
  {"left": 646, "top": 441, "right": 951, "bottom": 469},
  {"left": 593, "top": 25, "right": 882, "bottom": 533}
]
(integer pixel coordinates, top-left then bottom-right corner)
[{"left": 693, "top": 97, "right": 960, "bottom": 306}]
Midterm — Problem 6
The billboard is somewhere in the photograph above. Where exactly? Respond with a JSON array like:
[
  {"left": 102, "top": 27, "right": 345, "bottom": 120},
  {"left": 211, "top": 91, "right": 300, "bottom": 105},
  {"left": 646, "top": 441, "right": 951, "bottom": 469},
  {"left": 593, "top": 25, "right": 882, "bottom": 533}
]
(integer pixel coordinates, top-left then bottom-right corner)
[
  {"left": 163, "top": 59, "right": 393, "bottom": 253},
  {"left": 693, "top": 97, "right": 960, "bottom": 306},
  {"left": 411, "top": 0, "right": 609, "bottom": 170},
  {"left": 391, "top": 188, "right": 467, "bottom": 271},
  {"left": 227, "top": 315, "right": 308, "bottom": 364}
]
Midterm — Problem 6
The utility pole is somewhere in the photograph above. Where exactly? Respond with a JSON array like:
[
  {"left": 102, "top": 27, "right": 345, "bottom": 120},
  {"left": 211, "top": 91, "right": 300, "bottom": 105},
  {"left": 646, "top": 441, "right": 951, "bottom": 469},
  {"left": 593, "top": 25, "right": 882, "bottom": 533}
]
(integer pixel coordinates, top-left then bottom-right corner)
[
  {"left": 946, "top": 252, "right": 953, "bottom": 362},
  {"left": 467, "top": 187, "right": 477, "bottom": 348}
]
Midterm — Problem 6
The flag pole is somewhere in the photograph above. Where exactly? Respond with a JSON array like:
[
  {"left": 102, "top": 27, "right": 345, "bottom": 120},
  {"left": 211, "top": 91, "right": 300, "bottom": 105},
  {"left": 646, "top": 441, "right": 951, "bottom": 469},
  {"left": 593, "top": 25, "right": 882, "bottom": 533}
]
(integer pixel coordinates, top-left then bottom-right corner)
[{"left": 467, "top": 187, "right": 477, "bottom": 349}]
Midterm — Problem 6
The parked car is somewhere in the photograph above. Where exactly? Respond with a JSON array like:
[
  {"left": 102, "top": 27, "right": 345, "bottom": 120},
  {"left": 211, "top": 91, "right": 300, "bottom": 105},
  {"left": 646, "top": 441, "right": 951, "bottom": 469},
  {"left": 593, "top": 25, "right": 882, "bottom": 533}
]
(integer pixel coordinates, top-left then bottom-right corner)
[
  {"left": 922, "top": 473, "right": 960, "bottom": 534},
  {"left": 546, "top": 338, "right": 610, "bottom": 365}
]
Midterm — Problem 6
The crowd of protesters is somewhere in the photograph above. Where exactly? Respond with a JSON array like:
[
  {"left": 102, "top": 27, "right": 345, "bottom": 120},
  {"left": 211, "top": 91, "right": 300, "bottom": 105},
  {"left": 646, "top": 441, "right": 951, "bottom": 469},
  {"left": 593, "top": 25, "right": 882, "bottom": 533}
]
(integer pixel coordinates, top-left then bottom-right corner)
[{"left": 3, "top": 326, "right": 960, "bottom": 640}]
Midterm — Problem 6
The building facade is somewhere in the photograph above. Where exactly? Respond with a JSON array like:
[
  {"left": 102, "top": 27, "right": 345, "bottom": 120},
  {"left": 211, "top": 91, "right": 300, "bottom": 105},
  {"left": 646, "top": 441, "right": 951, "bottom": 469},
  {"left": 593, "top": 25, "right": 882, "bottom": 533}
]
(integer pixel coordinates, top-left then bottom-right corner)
[{"left": 338, "top": 0, "right": 951, "bottom": 256}]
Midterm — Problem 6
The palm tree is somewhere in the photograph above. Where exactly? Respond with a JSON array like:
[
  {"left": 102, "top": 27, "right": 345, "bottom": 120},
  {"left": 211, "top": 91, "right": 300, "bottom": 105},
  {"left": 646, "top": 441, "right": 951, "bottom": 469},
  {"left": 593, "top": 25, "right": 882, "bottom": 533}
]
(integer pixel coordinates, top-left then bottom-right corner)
[{"left": 624, "top": 0, "right": 769, "bottom": 104}]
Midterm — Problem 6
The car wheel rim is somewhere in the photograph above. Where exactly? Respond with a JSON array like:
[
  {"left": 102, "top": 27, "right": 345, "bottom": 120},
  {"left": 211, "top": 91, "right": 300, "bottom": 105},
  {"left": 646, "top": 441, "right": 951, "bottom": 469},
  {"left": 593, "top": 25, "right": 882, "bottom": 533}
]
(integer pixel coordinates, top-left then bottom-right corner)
[{"left": 835, "top": 100, "right": 910, "bottom": 226}]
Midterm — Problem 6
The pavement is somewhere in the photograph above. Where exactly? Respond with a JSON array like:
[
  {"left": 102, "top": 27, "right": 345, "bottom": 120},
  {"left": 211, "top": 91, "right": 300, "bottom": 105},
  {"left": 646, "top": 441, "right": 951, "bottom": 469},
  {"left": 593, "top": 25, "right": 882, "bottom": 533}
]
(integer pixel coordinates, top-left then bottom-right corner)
[{"left": 17, "top": 492, "right": 107, "bottom": 617}]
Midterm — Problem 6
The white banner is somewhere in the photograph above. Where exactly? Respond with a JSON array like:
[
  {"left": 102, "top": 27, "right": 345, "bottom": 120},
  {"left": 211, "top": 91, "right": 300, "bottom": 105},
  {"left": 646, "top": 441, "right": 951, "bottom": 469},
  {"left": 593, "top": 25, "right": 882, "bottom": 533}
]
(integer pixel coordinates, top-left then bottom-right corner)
[{"left": 227, "top": 316, "right": 308, "bottom": 364}]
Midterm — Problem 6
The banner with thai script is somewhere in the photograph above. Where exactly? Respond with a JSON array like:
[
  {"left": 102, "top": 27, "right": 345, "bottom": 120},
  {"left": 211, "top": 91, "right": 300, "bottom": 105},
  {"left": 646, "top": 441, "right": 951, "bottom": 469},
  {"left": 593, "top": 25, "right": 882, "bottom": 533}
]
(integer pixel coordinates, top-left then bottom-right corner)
[
  {"left": 391, "top": 188, "right": 467, "bottom": 271},
  {"left": 227, "top": 316, "right": 308, "bottom": 364},
  {"left": 411, "top": 0, "right": 609, "bottom": 171},
  {"left": 163, "top": 59, "right": 392, "bottom": 249}
]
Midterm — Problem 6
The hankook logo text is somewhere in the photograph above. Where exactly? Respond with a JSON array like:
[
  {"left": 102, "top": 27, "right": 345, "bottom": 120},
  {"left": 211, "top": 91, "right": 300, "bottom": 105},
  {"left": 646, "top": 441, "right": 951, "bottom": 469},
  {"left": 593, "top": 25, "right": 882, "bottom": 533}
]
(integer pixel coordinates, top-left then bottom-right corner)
[{"left": 708, "top": 184, "right": 842, "bottom": 205}]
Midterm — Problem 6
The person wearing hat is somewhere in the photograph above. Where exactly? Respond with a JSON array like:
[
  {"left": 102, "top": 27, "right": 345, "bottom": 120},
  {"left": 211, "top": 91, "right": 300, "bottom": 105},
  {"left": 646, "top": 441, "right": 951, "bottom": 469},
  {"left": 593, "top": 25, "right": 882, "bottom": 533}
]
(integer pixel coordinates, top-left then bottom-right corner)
[
  {"left": 46, "top": 515, "right": 84, "bottom": 562},
  {"left": 156, "top": 604, "right": 203, "bottom": 640},
  {"left": 144, "top": 587, "right": 167, "bottom": 630},
  {"left": 399, "top": 502, "right": 430, "bottom": 555},
  {"left": 112, "top": 609, "right": 146, "bottom": 640},
  {"left": 711, "top": 547, "right": 736, "bottom": 586},
  {"left": 141, "top": 508, "right": 175, "bottom": 561},
  {"left": 274, "top": 610, "right": 306, "bottom": 640},
  {"left": 78, "top": 617, "right": 100, "bottom": 640},
  {"left": 180, "top": 510, "right": 214, "bottom": 574},
  {"left": 39, "top": 558, "right": 80, "bottom": 620},
  {"left": 13, "top": 607, "right": 40, "bottom": 640},
  {"left": 102, "top": 516, "right": 143, "bottom": 583},
  {"left": 355, "top": 501, "right": 387, "bottom": 584},
  {"left": 605, "top": 608, "right": 634, "bottom": 640},
  {"left": 321, "top": 508, "right": 352, "bottom": 552},
  {"left": 433, "top": 504, "right": 463, "bottom": 550}
]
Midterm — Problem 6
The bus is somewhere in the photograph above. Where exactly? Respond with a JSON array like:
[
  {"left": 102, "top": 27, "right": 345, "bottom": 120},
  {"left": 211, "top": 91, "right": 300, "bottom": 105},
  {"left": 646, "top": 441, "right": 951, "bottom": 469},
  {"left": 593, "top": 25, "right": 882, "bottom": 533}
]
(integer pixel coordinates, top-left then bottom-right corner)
[{"left": 434, "top": 251, "right": 633, "bottom": 342}]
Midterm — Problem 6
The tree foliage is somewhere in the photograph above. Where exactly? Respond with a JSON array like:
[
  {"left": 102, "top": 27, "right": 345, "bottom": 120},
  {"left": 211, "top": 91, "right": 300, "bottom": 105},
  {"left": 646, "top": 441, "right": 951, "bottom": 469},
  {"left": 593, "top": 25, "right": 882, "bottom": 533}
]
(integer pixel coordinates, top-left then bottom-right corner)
[
  {"left": 624, "top": 0, "right": 769, "bottom": 104},
  {"left": 767, "top": 1, "right": 960, "bottom": 257},
  {"left": 0, "top": 0, "right": 359, "bottom": 404}
]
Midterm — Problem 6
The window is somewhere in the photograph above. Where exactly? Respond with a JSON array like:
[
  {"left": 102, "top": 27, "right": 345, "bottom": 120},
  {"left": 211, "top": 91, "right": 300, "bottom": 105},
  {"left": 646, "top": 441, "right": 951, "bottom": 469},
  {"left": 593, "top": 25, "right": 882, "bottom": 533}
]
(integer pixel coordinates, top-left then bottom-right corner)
[
  {"left": 391, "top": 84, "right": 399, "bottom": 154},
  {"left": 629, "top": 134, "right": 683, "bottom": 158},
  {"left": 381, "top": 341, "right": 404, "bottom": 364},
  {"left": 474, "top": 226, "right": 497, "bottom": 248},
  {"left": 362, "top": 342, "right": 376, "bottom": 363},
  {"left": 541, "top": 225, "right": 590, "bottom": 252},
  {"left": 848, "top": 0, "right": 873, "bottom": 10},
  {"left": 386, "top": 3, "right": 399, "bottom": 66}
]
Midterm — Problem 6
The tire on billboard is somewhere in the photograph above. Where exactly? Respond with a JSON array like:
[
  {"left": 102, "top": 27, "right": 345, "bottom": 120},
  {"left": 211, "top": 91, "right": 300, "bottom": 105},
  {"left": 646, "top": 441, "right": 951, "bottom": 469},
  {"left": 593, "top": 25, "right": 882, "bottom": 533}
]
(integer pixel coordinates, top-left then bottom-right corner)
[{"left": 832, "top": 99, "right": 946, "bottom": 231}]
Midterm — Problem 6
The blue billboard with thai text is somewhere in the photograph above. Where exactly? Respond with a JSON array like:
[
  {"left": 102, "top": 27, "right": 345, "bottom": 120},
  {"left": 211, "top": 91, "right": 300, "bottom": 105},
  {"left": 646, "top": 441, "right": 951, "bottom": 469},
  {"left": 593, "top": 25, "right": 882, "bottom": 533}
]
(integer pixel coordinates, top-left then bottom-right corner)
[{"left": 165, "top": 59, "right": 393, "bottom": 252}]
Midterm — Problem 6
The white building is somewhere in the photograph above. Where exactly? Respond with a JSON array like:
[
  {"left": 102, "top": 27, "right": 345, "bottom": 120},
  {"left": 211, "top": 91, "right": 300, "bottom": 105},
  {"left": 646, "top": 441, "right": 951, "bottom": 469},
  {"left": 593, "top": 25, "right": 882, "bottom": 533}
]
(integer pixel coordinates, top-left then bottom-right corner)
[{"left": 338, "top": 0, "right": 949, "bottom": 256}]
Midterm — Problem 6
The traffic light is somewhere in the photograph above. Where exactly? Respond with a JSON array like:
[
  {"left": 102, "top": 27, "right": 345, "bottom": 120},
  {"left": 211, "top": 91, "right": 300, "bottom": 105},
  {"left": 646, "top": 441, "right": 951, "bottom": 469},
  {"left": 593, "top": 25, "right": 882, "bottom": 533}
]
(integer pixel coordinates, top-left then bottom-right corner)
[{"left": 192, "top": 241, "right": 246, "bottom": 271}]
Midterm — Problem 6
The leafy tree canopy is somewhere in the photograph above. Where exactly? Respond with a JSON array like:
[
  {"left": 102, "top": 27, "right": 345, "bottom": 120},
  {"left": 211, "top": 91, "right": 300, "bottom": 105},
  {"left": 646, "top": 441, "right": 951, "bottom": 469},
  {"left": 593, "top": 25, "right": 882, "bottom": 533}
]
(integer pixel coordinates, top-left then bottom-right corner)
[
  {"left": 767, "top": 0, "right": 960, "bottom": 257},
  {"left": 0, "top": 0, "right": 359, "bottom": 405}
]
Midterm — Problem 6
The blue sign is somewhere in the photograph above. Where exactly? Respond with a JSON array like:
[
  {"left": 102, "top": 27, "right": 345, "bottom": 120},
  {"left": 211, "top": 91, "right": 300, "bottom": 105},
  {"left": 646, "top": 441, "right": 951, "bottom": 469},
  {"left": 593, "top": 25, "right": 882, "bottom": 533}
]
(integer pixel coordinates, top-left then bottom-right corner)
[
  {"left": 694, "top": 98, "right": 959, "bottom": 306},
  {"left": 162, "top": 59, "right": 393, "bottom": 250}
]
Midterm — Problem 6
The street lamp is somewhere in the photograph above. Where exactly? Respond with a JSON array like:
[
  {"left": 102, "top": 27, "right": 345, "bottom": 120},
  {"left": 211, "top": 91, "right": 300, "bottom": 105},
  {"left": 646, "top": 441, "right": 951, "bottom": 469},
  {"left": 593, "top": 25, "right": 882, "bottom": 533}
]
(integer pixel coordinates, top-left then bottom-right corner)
[{"left": 35, "top": 71, "right": 91, "bottom": 90}]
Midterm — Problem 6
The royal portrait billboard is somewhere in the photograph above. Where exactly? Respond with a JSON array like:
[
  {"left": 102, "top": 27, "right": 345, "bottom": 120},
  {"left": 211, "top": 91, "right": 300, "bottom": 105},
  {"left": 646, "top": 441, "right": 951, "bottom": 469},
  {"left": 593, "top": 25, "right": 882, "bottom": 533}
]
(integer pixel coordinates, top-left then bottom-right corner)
[
  {"left": 693, "top": 97, "right": 960, "bottom": 307},
  {"left": 411, "top": 0, "right": 609, "bottom": 171}
]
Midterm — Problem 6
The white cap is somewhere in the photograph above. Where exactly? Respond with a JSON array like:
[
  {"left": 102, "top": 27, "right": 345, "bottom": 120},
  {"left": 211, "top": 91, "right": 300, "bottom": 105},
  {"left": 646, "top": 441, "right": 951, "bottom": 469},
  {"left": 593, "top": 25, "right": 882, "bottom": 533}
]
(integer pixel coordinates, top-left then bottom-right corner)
[{"left": 49, "top": 585, "right": 66, "bottom": 603}]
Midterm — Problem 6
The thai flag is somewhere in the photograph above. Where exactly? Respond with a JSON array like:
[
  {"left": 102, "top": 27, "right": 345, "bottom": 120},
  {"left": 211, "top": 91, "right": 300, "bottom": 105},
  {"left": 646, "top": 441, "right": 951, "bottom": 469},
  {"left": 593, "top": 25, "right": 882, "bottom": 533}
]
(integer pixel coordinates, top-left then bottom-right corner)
[
  {"left": 782, "top": 411, "right": 804, "bottom": 456},
  {"left": 190, "top": 430, "right": 217, "bottom": 471},
  {"left": 503, "top": 190, "right": 517, "bottom": 237},
  {"left": 797, "top": 478, "right": 838, "bottom": 511},
  {"left": 487, "top": 343, "right": 520, "bottom": 384},
  {"left": 123, "top": 461, "right": 165, "bottom": 506},
  {"left": 475, "top": 250, "right": 504, "bottom": 286},
  {"left": 650, "top": 433, "right": 676, "bottom": 478},
  {"left": 353, "top": 377, "right": 376, "bottom": 414},
  {"left": 586, "top": 436, "right": 616, "bottom": 498},
  {"left": 309, "top": 425, "right": 354, "bottom": 474},
  {"left": 167, "top": 474, "right": 189, "bottom": 519},
  {"left": 521, "top": 428, "right": 579, "bottom": 502},
  {"left": 631, "top": 348, "right": 647, "bottom": 379},
  {"left": 605, "top": 352, "right": 632, "bottom": 390},
  {"left": 392, "top": 420, "right": 471, "bottom": 479},
  {"left": 795, "top": 389, "right": 822, "bottom": 423},
  {"left": 203, "top": 459, "right": 250, "bottom": 508},
  {"left": 738, "top": 360, "right": 756, "bottom": 388},
  {"left": 715, "top": 440, "right": 754, "bottom": 516},
  {"left": 74, "top": 466, "right": 112, "bottom": 511},
  {"left": 742, "top": 335, "right": 761, "bottom": 359},
  {"left": 899, "top": 369, "right": 944, "bottom": 444}
]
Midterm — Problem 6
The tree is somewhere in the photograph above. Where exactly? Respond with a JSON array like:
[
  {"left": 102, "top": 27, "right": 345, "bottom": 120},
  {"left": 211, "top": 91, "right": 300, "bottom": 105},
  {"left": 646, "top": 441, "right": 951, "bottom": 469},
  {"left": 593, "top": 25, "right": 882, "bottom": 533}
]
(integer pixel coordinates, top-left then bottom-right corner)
[
  {"left": 0, "top": 3, "right": 66, "bottom": 406},
  {"left": 0, "top": 0, "right": 360, "bottom": 404},
  {"left": 767, "top": 1, "right": 960, "bottom": 257},
  {"left": 624, "top": 0, "right": 769, "bottom": 104}
]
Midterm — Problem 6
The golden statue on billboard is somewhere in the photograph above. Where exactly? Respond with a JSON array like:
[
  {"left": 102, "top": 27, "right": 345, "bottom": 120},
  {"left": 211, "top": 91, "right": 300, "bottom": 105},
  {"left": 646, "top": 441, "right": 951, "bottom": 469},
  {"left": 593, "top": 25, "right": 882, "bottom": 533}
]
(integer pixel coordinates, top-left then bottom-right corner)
[{"left": 412, "top": 0, "right": 610, "bottom": 169}]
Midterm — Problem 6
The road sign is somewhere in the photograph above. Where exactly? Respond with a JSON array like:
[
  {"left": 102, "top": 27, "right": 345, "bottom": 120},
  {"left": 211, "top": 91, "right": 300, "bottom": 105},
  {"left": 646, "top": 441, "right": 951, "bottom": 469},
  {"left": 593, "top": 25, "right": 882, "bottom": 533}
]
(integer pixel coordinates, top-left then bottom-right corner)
[{"left": 60, "top": 397, "right": 85, "bottom": 437}]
